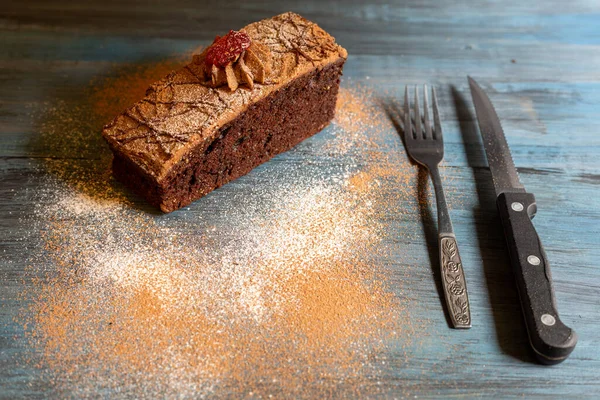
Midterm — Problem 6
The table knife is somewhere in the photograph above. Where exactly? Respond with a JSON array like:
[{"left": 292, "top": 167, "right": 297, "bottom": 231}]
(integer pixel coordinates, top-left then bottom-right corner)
[{"left": 468, "top": 77, "right": 577, "bottom": 364}]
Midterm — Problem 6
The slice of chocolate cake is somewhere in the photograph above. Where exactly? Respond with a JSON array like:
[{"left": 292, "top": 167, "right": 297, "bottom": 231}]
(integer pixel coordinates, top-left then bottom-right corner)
[{"left": 102, "top": 12, "right": 347, "bottom": 212}]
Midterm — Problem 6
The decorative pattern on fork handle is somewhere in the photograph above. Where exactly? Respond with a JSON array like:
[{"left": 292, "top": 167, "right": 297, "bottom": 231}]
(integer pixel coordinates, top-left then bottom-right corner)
[{"left": 440, "top": 236, "right": 471, "bottom": 328}]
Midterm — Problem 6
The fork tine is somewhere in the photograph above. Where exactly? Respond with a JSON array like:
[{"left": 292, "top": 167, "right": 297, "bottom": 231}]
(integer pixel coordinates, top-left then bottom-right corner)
[
  {"left": 432, "top": 86, "right": 442, "bottom": 140},
  {"left": 414, "top": 86, "right": 422, "bottom": 139},
  {"left": 423, "top": 85, "right": 432, "bottom": 139},
  {"left": 404, "top": 86, "right": 413, "bottom": 140}
]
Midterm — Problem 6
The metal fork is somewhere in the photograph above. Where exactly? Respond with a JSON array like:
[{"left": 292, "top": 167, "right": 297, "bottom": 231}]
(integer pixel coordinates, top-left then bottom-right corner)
[{"left": 403, "top": 85, "right": 471, "bottom": 329}]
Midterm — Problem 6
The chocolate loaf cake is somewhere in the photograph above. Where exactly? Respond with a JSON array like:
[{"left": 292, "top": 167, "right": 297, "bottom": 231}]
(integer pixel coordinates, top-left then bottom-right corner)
[{"left": 102, "top": 12, "right": 347, "bottom": 212}]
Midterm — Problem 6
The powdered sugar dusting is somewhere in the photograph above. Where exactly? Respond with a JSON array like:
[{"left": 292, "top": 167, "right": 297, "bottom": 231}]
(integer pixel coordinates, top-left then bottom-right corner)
[{"left": 21, "top": 78, "right": 427, "bottom": 398}]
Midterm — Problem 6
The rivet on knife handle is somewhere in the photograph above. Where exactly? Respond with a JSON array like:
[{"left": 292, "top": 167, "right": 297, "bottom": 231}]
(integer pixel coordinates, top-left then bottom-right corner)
[{"left": 440, "top": 235, "right": 471, "bottom": 328}]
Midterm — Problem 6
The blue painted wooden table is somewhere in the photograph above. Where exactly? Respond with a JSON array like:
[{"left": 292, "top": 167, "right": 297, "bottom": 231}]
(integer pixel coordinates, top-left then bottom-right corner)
[{"left": 1, "top": 1, "right": 599, "bottom": 398}]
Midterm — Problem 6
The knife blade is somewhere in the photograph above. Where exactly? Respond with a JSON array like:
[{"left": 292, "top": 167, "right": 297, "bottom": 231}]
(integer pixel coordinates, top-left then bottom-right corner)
[{"left": 468, "top": 76, "right": 577, "bottom": 364}]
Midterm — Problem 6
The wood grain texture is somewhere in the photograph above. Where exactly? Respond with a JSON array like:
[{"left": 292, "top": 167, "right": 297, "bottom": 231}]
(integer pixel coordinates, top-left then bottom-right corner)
[{"left": 1, "top": 0, "right": 599, "bottom": 398}]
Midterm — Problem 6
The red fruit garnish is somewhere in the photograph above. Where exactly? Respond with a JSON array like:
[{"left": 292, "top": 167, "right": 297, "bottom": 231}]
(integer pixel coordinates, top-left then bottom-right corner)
[{"left": 205, "top": 30, "right": 252, "bottom": 67}]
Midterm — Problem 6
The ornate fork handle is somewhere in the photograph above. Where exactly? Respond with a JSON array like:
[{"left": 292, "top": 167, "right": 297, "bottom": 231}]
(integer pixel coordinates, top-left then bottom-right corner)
[
  {"left": 430, "top": 165, "right": 471, "bottom": 329},
  {"left": 439, "top": 235, "right": 471, "bottom": 328}
]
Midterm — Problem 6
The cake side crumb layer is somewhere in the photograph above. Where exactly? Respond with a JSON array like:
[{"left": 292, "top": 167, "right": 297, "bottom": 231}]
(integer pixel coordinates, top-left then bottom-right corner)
[{"left": 112, "top": 58, "right": 345, "bottom": 212}]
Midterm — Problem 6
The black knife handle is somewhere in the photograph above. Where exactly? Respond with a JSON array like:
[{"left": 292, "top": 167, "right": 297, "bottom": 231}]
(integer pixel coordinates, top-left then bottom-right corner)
[{"left": 497, "top": 192, "right": 577, "bottom": 364}]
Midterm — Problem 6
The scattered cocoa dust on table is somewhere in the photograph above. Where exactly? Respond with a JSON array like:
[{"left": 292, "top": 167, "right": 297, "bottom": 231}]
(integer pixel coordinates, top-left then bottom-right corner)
[
  {"left": 332, "top": 84, "right": 422, "bottom": 227},
  {"left": 21, "top": 60, "right": 429, "bottom": 398}
]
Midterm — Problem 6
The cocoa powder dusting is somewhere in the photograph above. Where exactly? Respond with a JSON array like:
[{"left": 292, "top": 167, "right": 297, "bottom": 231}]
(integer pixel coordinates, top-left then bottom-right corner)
[
  {"left": 90, "top": 59, "right": 186, "bottom": 125},
  {"left": 21, "top": 60, "right": 429, "bottom": 398}
]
